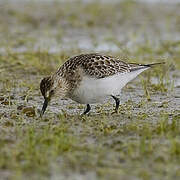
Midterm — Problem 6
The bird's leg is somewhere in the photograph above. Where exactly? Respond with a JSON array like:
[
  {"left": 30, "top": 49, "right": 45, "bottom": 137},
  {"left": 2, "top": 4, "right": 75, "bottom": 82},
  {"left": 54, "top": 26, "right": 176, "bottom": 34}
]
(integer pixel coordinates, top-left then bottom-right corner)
[
  {"left": 111, "top": 95, "right": 120, "bottom": 113},
  {"left": 83, "top": 104, "right": 91, "bottom": 115}
]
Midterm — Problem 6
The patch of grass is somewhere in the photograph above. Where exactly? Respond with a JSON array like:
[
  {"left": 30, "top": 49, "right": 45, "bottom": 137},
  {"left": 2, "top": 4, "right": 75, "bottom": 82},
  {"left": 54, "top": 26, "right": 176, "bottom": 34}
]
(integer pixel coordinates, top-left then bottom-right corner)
[
  {"left": 0, "top": 122, "right": 76, "bottom": 176},
  {"left": 0, "top": 1, "right": 180, "bottom": 179}
]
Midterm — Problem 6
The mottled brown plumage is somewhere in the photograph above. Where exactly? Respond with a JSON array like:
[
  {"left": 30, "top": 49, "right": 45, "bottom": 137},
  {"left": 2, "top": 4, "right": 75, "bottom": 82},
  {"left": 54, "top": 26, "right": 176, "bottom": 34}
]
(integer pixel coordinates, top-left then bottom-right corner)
[
  {"left": 56, "top": 53, "right": 133, "bottom": 79},
  {"left": 40, "top": 53, "right": 164, "bottom": 116}
]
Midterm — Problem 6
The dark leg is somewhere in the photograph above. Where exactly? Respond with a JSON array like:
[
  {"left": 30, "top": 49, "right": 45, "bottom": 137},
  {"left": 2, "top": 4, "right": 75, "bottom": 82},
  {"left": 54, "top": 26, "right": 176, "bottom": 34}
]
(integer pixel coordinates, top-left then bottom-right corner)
[
  {"left": 83, "top": 104, "right": 91, "bottom": 115},
  {"left": 111, "top": 95, "right": 120, "bottom": 113}
]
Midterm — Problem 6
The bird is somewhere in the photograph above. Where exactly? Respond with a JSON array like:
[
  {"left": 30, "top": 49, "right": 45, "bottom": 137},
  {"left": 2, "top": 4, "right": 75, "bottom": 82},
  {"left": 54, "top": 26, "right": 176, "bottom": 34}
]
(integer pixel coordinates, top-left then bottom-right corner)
[{"left": 40, "top": 53, "right": 164, "bottom": 116}]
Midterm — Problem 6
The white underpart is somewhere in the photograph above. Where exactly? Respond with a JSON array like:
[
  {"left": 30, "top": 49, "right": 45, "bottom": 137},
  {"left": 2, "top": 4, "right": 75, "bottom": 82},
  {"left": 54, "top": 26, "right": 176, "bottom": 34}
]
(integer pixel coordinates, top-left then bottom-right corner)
[{"left": 71, "top": 67, "right": 149, "bottom": 104}]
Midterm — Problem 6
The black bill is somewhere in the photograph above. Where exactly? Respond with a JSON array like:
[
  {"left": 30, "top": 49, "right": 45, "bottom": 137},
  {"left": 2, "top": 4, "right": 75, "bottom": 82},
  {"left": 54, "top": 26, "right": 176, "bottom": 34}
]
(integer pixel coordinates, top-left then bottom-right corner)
[{"left": 40, "top": 98, "right": 48, "bottom": 117}]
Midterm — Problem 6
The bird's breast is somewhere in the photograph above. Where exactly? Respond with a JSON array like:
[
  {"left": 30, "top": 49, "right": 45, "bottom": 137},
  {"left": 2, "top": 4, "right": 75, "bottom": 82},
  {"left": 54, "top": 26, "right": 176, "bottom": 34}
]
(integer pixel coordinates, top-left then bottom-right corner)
[{"left": 68, "top": 68, "right": 148, "bottom": 104}]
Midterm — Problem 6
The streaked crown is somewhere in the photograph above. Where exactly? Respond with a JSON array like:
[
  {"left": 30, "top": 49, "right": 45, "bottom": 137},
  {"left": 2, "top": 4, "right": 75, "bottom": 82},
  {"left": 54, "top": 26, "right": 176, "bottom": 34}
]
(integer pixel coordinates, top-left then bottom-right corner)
[{"left": 40, "top": 76, "right": 54, "bottom": 98}]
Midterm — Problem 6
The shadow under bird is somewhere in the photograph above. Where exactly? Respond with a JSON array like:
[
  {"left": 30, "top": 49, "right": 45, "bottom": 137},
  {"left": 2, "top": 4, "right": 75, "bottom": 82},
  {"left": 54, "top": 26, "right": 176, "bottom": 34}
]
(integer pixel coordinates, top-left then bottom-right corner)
[{"left": 40, "top": 53, "right": 164, "bottom": 116}]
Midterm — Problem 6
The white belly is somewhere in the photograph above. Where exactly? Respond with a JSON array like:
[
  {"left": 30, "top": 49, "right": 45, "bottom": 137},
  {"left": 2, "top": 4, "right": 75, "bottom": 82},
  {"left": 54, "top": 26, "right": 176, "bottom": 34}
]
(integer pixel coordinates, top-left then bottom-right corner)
[{"left": 70, "top": 68, "right": 148, "bottom": 104}]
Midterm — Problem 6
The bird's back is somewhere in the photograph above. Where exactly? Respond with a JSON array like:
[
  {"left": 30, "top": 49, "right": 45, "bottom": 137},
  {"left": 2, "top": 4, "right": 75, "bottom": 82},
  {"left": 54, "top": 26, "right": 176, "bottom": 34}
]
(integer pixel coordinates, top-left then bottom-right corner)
[{"left": 56, "top": 53, "right": 136, "bottom": 78}]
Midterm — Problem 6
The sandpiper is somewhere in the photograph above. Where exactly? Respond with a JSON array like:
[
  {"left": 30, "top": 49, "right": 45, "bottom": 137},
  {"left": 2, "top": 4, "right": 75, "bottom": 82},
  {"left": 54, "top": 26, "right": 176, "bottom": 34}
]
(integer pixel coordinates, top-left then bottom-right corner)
[{"left": 40, "top": 53, "right": 164, "bottom": 116}]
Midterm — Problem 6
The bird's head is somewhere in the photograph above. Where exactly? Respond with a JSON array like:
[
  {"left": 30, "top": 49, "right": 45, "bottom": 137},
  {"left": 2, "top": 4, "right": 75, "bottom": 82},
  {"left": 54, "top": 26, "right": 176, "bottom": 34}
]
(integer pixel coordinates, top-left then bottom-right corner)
[{"left": 40, "top": 75, "right": 69, "bottom": 116}]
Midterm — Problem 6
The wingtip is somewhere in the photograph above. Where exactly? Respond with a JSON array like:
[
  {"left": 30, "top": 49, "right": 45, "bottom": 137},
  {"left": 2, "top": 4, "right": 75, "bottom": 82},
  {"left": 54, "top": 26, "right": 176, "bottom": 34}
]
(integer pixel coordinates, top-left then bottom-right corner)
[
  {"left": 129, "top": 62, "right": 165, "bottom": 72},
  {"left": 146, "top": 62, "right": 165, "bottom": 67}
]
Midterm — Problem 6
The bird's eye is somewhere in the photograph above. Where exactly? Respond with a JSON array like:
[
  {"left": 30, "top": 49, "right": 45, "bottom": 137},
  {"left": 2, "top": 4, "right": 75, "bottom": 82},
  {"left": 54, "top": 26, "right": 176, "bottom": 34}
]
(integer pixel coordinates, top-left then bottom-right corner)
[{"left": 50, "top": 90, "right": 54, "bottom": 95}]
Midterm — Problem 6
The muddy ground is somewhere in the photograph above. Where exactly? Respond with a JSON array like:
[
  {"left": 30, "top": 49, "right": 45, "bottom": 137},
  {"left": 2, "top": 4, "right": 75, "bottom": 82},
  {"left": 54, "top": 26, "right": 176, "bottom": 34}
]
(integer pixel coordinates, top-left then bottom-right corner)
[{"left": 0, "top": 0, "right": 180, "bottom": 180}]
